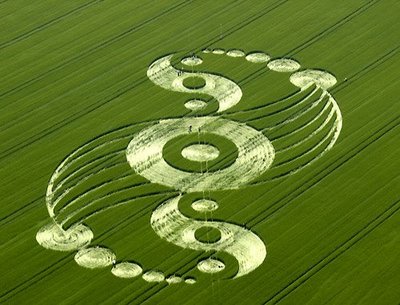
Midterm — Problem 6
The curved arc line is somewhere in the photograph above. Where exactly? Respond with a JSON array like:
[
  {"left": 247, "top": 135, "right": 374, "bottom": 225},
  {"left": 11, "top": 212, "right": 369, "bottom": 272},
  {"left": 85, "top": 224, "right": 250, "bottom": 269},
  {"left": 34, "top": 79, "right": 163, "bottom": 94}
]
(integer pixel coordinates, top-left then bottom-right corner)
[
  {"left": 245, "top": 87, "right": 321, "bottom": 123},
  {"left": 270, "top": 96, "right": 332, "bottom": 141},
  {"left": 275, "top": 104, "right": 336, "bottom": 153},
  {"left": 55, "top": 173, "right": 146, "bottom": 217},
  {"left": 58, "top": 181, "right": 153, "bottom": 227},
  {"left": 263, "top": 92, "right": 328, "bottom": 131}
]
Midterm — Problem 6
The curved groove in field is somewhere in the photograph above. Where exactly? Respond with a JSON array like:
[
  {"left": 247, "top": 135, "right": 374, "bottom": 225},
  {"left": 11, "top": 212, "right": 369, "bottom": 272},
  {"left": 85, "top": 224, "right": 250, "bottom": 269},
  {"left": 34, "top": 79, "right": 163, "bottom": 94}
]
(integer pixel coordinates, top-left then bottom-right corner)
[
  {"left": 270, "top": 100, "right": 332, "bottom": 141},
  {"left": 55, "top": 176, "right": 149, "bottom": 218},
  {"left": 49, "top": 151, "right": 124, "bottom": 214},
  {"left": 52, "top": 162, "right": 130, "bottom": 215},
  {"left": 262, "top": 93, "right": 328, "bottom": 131},
  {"left": 52, "top": 151, "right": 124, "bottom": 195},
  {"left": 226, "top": 85, "right": 313, "bottom": 116},
  {"left": 274, "top": 118, "right": 338, "bottom": 167},
  {"left": 244, "top": 87, "right": 322, "bottom": 123},
  {"left": 72, "top": 190, "right": 178, "bottom": 226},
  {"left": 275, "top": 106, "right": 336, "bottom": 152},
  {"left": 57, "top": 180, "right": 152, "bottom": 224},
  {"left": 54, "top": 167, "right": 131, "bottom": 206}
]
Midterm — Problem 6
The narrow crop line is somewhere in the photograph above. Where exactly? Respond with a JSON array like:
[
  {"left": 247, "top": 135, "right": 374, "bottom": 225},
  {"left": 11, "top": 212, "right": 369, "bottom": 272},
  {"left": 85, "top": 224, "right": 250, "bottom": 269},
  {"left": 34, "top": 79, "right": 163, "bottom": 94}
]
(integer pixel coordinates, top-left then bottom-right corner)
[
  {"left": 0, "top": 254, "right": 72, "bottom": 303},
  {"left": 245, "top": 89, "right": 323, "bottom": 124},
  {"left": 260, "top": 93, "right": 328, "bottom": 130},
  {"left": 270, "top": 101, "right": 332, "bottom": 141},
  {"left": 0, "top": 195, "right": 43, "bottom": 226},
  {"left": 53, "top": 150, "right": 124, "bottom": 193},
  {"left": 273, "top": 119, "right": 336, "bottom": 166},
  {"left": 61, "top": 188, "right": 173, "bottom": 229},
  {"left": 263, "top": 197, "right": 400, "bottom": 305},
  {"left": 273, "top": 104, "right": 335, "bottom": 151},
  {"left": 332, "top": 46, "right": 400, "bottom": 93},
  {"left": 54, "top": 171, "right": 140, "bottom": 214},
  {"left": 0, "top": 0, "right": 103, "bottom": 49},
  {"left": 0, "top": 0, "right": 191, "bottom": 99},
  {"left": 225, "top": 87, "right": 309, "bottom": 115},
  {"left": 58, "top": 181, "right": 152, "bottom": 227},
  {"left": 287, "top": 0, "right": 380, "bottom": 56}
]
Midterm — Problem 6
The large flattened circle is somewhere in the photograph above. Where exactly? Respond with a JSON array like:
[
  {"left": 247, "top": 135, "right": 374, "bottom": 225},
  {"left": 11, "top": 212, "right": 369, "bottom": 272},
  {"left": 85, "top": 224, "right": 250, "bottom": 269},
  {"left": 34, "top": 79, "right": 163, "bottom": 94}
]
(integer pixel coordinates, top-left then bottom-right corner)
[{"left": 126, "top": 117, "right": 275, "bottom": 192}]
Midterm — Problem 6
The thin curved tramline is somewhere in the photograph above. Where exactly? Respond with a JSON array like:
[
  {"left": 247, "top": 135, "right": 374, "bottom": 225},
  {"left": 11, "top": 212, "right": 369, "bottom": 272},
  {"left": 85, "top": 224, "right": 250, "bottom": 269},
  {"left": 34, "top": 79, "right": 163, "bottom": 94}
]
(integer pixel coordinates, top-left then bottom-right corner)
[
  {"left": 49, "top": 152, "right": 125, "bottom": 215},
  {"left": 274, "top": 120, "right": 339, "bottom": 167},
  {"left": 46, "top": 121, "right": 159, "bottom": 212},
  {"left": 276, "top": 107, "right": 337, "bottom": 153},
  {"left": 243, "top": 87, "right": 322, "bottom": 123},
  {"left": 56, "top": 179, "right": 150, "bottom": 222},
  {"left": 59, "top": 182, "right": 159, "bottom": 227},
  {"left": 270, "top": 96, "right": 333, "bottom": 141},
  {"left": 257, "top": 118, "right": 341, "bottom": 181},
  {"left": 55, "top": 170, "right": 145, "bottom": 211},
  {"left": 52, "top": 161, "right": 129, "bottom": 212},
  {"left": 52, "top": 151, "right": 124, "bottom": 197},
  {"left": 37, "top": 47, "right": 342, "bottom": 285},
  {"left": 76, "top": 191, "right": 180, "bottom": 228},
  {"left": 274, "top": 100, "right": 338, "bottom": 153},
  {"left": 262, "top": 92, "right": 329, "bottom": 131}
]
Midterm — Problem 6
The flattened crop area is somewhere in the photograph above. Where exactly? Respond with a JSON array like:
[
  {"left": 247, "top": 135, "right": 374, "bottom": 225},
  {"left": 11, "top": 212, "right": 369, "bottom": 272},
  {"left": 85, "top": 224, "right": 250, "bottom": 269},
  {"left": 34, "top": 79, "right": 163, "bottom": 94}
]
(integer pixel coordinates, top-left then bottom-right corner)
[{"left": 0, "top": 1, "right": 399, "bottom": 304}]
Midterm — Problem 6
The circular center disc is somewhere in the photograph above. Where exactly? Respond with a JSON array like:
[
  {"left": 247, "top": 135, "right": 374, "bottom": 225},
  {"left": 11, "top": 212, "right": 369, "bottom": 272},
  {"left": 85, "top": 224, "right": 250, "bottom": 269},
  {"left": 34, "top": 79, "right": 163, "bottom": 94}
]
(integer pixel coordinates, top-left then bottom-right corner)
[{"left": 181, "top": 144, "right": 220, "bottom": 162}]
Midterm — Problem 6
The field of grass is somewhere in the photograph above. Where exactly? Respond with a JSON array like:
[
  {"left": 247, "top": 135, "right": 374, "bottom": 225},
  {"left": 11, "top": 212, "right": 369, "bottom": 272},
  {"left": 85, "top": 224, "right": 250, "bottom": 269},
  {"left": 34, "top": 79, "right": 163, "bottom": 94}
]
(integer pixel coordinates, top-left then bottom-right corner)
[{"left": 1, "top": 0, "right": 399, "bottom": 304}]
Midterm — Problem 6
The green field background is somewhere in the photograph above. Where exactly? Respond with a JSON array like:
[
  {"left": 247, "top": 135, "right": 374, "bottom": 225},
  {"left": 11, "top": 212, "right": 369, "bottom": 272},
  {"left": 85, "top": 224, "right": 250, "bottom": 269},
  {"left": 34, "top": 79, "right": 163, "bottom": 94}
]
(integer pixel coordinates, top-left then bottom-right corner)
[{"left": 1, "top": 0, "right": 399, "bottom": 304}]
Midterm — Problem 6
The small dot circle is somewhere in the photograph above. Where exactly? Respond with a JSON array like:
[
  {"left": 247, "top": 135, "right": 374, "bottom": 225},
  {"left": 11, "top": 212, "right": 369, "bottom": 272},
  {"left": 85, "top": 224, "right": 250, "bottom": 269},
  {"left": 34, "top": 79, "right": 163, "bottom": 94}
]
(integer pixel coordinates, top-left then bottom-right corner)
[
  {"left": 226, "top": 49, "right": 245, "bottom": 57},
  {"left": 191, "top": 199, "right": 219, "bottom": 212},
  {"left": 181, "top": 144, "right": 220, "bottom": 162},
  {"left": 181, "top": 56, "right": 203, "bottom": 66},
  {"left": 212, "top": 48, "right": 225, "bottom": 55},
  {"left": 184, "top": 99, "right": 207, "bottom": 111},
  {"left": 197, "top": 258, "right": 225, "bottom": 274},
  {"left": 185, "top": 278, "right": 197, "bottom": 284},
  {"left": 245, "top": 52, "right": 271, "bottom": 63},
  {"left": 267, "top": 58, "right": 301, "bottom": 72}
]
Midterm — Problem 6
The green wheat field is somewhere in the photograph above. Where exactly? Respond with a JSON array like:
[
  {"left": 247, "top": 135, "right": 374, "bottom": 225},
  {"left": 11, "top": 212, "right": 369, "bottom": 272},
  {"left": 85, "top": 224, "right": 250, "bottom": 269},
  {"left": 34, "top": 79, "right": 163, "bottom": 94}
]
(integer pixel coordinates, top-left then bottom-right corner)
[{"left": 1, "top": 0, "right": 399, "bottom": 304}]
